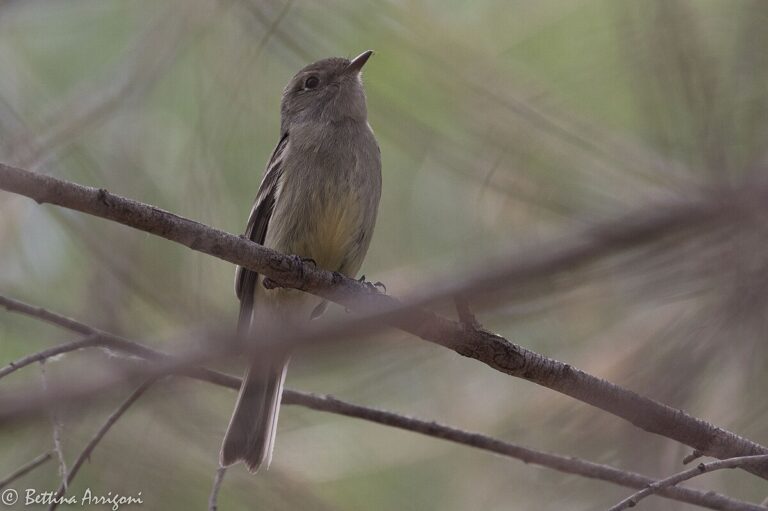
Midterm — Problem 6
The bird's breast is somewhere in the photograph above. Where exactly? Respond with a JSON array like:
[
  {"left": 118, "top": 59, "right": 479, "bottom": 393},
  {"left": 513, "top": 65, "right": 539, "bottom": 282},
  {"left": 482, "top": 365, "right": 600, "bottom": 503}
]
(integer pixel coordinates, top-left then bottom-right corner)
[{"left": 264, "top": 130, "right": 377, "bottom": 275}]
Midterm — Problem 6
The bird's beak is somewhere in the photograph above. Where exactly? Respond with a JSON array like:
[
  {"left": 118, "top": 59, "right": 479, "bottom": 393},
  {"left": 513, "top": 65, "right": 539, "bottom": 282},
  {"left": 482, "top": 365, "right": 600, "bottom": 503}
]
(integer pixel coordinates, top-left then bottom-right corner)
[{"left": 345, "top": 50, "right": 373, "bottom": 75}]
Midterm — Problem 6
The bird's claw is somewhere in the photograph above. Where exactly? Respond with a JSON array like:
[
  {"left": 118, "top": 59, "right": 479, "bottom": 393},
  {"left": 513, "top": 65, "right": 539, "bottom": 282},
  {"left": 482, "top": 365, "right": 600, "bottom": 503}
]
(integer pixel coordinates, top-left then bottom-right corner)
[{"left": 358, "top": 275, "right": 387, "bottom": 294}]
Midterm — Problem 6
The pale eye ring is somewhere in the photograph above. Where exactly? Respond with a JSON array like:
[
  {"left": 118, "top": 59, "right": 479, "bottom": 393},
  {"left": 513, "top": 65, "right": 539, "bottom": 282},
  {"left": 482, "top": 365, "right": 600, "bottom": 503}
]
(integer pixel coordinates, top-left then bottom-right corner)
[{"left": 304, "top": 76, "right": 320, "bottom": 89}]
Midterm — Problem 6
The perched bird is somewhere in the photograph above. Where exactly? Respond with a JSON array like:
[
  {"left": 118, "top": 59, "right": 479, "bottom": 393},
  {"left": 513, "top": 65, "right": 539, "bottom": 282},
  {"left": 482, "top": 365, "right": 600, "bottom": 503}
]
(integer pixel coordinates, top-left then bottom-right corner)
[{"left": 220, "top": 51, "right": 382, "bottom": 473}]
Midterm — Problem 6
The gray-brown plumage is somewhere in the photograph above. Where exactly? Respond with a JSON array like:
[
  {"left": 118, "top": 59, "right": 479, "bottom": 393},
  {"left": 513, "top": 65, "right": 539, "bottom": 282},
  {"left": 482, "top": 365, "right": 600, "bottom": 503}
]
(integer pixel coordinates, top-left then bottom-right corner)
[{"left": 220, "top": 51, "right": 381, "bottom": 473}]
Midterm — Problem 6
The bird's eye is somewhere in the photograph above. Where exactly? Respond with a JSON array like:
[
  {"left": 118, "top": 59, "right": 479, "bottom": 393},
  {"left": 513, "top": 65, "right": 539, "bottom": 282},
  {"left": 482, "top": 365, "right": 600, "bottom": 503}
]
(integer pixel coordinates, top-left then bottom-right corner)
[{"left": 304, "top": 76, "right": 320, "bottom": 89}]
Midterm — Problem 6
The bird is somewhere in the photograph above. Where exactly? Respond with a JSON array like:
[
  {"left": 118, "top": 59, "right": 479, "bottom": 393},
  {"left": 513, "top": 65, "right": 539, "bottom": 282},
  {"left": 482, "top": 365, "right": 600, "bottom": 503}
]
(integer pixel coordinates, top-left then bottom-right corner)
[{"left": 220, "top": 50, "right": 382, "bottom": 473}]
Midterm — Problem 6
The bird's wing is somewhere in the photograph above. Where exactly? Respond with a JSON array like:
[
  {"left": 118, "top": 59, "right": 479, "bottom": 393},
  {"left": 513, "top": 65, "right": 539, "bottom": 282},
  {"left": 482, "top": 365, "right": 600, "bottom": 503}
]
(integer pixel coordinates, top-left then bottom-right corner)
[{"left": 234, "top": 132, "right": 289, "bottom": 331}]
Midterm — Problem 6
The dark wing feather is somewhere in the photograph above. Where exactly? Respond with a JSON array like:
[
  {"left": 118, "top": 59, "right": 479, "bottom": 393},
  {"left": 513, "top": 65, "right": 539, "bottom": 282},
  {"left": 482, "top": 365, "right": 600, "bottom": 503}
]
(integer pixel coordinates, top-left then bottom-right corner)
[{"left": 235, "top": 132, "right": 289, "bottom": 332}]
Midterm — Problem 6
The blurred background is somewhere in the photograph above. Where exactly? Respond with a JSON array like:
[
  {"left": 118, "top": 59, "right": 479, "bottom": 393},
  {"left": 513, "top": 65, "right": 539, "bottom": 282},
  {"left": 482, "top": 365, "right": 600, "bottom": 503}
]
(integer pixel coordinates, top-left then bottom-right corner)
[{"left": 1, "top": 0, "right": 768, "bottom": 509}]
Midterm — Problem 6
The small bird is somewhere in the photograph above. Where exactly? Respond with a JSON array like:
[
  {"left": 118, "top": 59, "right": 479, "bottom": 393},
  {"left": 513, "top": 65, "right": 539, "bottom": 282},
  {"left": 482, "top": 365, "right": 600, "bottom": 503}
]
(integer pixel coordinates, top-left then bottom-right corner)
[{"left": 220, "top": 51, "right": 381, "bottom": 472}]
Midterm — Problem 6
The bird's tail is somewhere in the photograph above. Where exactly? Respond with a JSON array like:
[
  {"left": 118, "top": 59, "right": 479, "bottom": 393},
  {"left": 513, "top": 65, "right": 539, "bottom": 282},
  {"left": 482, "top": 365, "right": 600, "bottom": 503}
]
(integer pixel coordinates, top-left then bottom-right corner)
[{"left": 219, "top": 356, "right": 289, "bottom": 472}]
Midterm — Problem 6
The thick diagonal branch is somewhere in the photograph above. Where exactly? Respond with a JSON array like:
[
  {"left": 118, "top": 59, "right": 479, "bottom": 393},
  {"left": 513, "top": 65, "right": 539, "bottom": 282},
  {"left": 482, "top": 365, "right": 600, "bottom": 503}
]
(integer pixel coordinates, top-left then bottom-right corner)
[{"left": 1, "top": 163, "right": 767, "bottom": 480}]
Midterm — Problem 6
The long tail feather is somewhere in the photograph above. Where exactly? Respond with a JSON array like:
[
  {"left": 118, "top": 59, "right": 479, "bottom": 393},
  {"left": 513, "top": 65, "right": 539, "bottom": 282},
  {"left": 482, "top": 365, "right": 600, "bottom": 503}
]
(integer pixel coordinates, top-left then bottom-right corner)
[{"left": 220, "top": 357, "right": 288, "bottom": 472}]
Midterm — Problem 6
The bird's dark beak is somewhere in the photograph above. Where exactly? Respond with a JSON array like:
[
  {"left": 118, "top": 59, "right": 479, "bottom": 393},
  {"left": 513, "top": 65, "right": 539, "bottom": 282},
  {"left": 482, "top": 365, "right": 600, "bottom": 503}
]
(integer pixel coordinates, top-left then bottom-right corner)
[{"left": 345, "top": 50, "right": 373, "bottom": 75}]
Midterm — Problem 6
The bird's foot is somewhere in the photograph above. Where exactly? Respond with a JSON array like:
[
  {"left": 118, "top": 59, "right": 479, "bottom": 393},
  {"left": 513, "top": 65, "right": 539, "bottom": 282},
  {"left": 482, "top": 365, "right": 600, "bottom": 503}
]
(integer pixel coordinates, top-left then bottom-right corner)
[
  {"left": 358, "top": 274, "right": 387, "bottom": 294},
  {"left": 263, "top": 256, "right": 316, "bottom": 290}
]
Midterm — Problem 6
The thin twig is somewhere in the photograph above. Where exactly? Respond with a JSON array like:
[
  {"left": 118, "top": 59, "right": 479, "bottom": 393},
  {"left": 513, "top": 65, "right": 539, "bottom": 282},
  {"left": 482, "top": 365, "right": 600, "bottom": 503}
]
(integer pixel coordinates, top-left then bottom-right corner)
[
  {"left": 291, "top": 394, "right": 766, "bottom": 511},
  {"left": 0, "top": 301, "right": 762, "bottom": 511},
  {"left": 0, "top": 296, "right": 95, "bottom": 336},
  {"left": 1, "top": 165, "right": 767, "bottom": 477},
  {"left": 0, "top": 452, "right": 53, "bottom": 490},
  {"left": 39, "top": 362, "right": 68, "bottom": 491},
  {"left": 48, "top": 380, "right": 156, "bottom": 511},
  {"left": 0, "top": 294, "right": 246, "bottom": 396},
  {"left": 0, "top": 295, "right": 198, "bottom": 367},
  {"left": 607, "top": 455, "right": 768, "bottom": 511},
  {"left": 208, "top": 467, "right": 227, "bottom": 511},
  {"left": 0, "top": 335, "right": 102, "bottom": 380}
]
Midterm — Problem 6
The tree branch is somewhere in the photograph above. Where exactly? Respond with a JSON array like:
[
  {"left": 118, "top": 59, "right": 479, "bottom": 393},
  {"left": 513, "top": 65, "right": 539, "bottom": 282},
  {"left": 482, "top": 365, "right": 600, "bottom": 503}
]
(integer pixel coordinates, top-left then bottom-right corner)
[
  {"left": 0, "top": 452, "right": 53, "bottom": 490},
  {"left": 293, "top": 393, "right": 766, "bottom": 511},
  {"left": 38, "top": 362, "right": 68, "bottom": 491},
  {"left": 0, "top": 297, "right": 765, "bottom": 511},
  {"left": 2, "top": 164, "right": 767, "bottom": 479},
  {"left": 608, "top": 456, "right": 768, "bottom": 511},
  {"left": 0, "top": 335, "right": 102, "bottom": 380}
]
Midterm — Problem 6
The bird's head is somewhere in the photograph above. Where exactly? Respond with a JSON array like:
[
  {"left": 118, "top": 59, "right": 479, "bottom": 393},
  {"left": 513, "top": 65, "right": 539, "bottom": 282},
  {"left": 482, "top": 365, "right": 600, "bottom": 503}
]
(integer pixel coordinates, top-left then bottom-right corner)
[{"left": 280, "top": 50, "right": 373, "bottom": 131}]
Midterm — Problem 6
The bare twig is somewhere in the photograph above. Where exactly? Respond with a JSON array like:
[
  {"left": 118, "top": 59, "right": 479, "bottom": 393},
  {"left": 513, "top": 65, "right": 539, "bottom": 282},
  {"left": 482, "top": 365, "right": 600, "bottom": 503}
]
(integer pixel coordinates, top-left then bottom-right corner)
[
  {"left": 0, "top": 296, "right": 96, "bottom": 336},
  {"left": 2, "top": 165, "right": 767, "bottom": 478},
  {"left": 0, "top": 294, "right": 248, "bottom": 397},
  {"left": 608, "top": 455, "right": 768, "bottom": 511},
  {"left": 0, "top": 335, "right": 102, "bottom": 380},
  {"left": 208, "top": 467, "right": 227, "bottom": 511},
  {"left": 0, "top": 300, "right": 763, "bottom": 511},
  {"left": 0, "top": 452, "right": 53, "bottom": 490},
  {"left": 292, "top": 394, "right": 766, "bottom": 511},
  {"left": 39, "top": 362, "right": 68, "bottom": 491},
  {"left": 0, "top": 295, "right": 206, "bottom": 369},
  {"left": 48, "top": 380, "right": 156, "bottom": 511}
]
